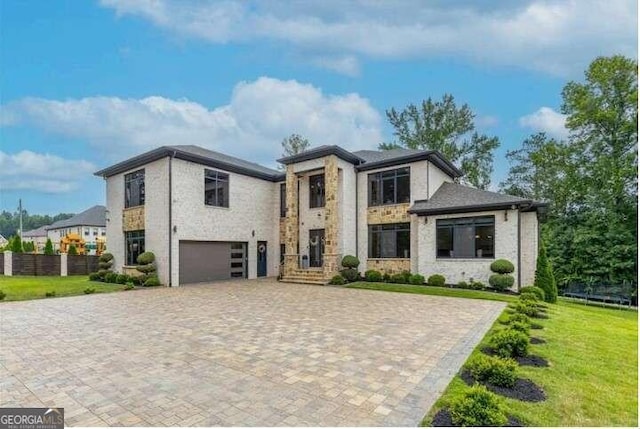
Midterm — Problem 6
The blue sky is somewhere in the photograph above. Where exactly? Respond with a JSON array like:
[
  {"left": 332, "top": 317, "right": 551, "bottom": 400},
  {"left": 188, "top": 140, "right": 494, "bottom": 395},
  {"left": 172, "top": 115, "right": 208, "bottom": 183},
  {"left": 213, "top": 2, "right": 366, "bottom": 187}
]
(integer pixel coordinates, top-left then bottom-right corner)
[{"left": 1, "top": 0, "right": 637, "bottom": 215}]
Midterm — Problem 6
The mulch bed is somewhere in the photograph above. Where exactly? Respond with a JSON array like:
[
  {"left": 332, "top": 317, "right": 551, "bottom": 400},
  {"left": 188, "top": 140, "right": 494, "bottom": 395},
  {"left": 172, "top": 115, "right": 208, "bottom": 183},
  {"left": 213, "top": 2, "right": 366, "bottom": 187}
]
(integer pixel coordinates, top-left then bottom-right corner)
[
  {"left": 459, "top": 370, "right": 547, "bottom": 402},
  {"left": 530, "top": 337, "right": 546, "bottom": 344},
  {"left": 481, "top": 347, "right": 550, "bottom": 367},
  {"left": 431, "top": 409, "right": 523, "bottom": 427}
]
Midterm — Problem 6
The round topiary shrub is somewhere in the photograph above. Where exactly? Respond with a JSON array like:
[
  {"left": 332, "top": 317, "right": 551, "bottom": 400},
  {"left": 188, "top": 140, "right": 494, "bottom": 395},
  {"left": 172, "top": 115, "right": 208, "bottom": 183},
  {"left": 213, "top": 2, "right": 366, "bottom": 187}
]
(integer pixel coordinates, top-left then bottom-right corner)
[
  {"left": 143, "top": 275, "right": 161, "bottom": 287},
  {"left": 364, "top": 270, "right": 382, "bottom": 282},
  {"left": 489, "top": 274, "right": 515, "bottom": 291},
  {"left": 137, "top": 252, "right": 155, "bottom": 265},
  {"left": 104, "top": 272, "right": 118, "bottom": 283},
  {"left": 490, "top": 328, "right": 529, "bottom": 358},
  {"left": 329, "top": 275, "right": 346, "bottom": 285},
  {"left": 116, "top": 274, "right": 129, "bottom": 284},
  {"left": 465, "top": 354, "right": 518, "bottom": 388},
  {"left": 136, "top": 252, "right": 157, "bottom": 278},
  {"left": 470, "top": 281, "right": 485, "bottom": 290},
  {"left": 341, "top": 255, "right": 360, "bottom": 269},
  {"left": 520, "top": 286, "right": 546, "bottom": 301},
  {"left": 340, "top": 268, "right": 359, "bottom": 282},
  {"left": 427, "top": 274, "right": 446, "bottom": 287},
  {"left": 389, "top": 273, "right": 405, "bottom": 284},
  {"left": 99, "top": 253, "right": 114, "bottom": 262},
  {"left": 400, "top": 270, "right": 412, "bottom": 284},
  {"left": 457, "top": 281, "right": 469, "bottom": 289},
  {"left": 409, "top": 274, "right": 425, "bottom": 285},
  {"left": 88, "top": 272, "right": 101, "bottom": 281},
  {"left": 519, "top": 292, "right": 539, "bottom": 302},
  {"left": 450, "top": 385, "right": 508, "bottom": 427},
  {"left": 490, "top": 259, "right": 515, "bottom": 274}
]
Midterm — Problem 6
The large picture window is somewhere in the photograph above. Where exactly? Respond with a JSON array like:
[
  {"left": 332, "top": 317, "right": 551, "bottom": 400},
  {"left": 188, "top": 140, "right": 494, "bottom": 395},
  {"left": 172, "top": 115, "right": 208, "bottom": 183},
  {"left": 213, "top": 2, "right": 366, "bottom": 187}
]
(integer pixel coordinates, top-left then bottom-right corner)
[
  {"left": 125, "top": 169, "right": 145, "bottom": 208},
  {"left": 205, "top": 169, "right": 229, "bottom": 207},
  {"left": 368, "top": 167, "right": 410, "bottom": 206},
  {"left": 280, "top": 183, "right": 286, "bottom": 217},
  {"left": 309, "top": 174, "right": 325, "bottom": 208},
  {"left": 436, "top": 216, "right": 495, "bottom": 258},
  {"left": 125, "top": 230, "right": 145, "bottom": 265},
  {"left": 368, "top": 223, "right": 411, "bottom": 258}
]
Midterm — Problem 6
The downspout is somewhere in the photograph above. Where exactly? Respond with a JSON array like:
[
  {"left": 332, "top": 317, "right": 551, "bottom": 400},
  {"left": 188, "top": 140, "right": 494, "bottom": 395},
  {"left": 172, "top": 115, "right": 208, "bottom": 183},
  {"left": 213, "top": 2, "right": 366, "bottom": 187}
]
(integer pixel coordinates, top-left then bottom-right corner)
[
  {"left": 517, "top": 208, "right": 521, "bottom": 291},
  {"left": 355, "top": 168, "right": 358, "bottom": 259},
  {"left": 168, "top": 152, "right": 176, "bottom": 286}
]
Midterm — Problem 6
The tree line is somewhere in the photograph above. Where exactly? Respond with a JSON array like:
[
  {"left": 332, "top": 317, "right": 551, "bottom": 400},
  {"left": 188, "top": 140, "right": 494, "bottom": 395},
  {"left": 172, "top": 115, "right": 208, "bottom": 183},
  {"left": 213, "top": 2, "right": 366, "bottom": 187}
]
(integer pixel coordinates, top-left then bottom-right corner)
[
  {"left": 281, "top": 55, "right": 637, "bottom": 287},
  {"left": 0, "top": 210, "right": 74, "bottom": 239}
]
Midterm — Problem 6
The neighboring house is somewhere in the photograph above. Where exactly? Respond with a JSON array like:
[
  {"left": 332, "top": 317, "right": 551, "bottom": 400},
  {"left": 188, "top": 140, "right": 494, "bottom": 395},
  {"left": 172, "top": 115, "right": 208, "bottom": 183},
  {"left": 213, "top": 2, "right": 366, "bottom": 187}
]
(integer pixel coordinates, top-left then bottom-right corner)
[
  {"left": 0, "top": 234, "right": 8, "bottom": 248},
  {"left": 95, "top": 145, "right": 545, "bottom": 288},
  {"left": 45, "top": 205, "right": 107, "bottom": 253},
  {"left": 22, "top": 225, "right": 49, "bottom": 251}
]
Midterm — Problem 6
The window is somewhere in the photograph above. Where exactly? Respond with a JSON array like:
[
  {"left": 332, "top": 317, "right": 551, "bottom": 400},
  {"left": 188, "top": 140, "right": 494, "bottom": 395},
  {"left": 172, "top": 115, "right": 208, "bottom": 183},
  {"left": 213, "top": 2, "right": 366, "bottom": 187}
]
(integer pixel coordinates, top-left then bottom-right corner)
[
  {"left": 368, "top": 223, "right": 411, "bottom": 258},
  {"left": 280, "top": 183, "right": 286, "bottom": 217},
  {"left": 204, "top": 169, "right": 229, "bottom": 207},
  {"left": 436, "top": 216, "right": 495, "bottom": 258},
  {"left": 125, "top": 230, "right": 145, "bottom": 265},
  {"left": 125, "top": 169, "right": 145, "bottom": 208},
  {"left": 84, "top": 228, "right": 90, "bottom": 236},
  {"left": 309, "top": 174, "right": 325, "bottom": 208},
  {"left": 93, "top": 228, "right": 98, "bottom": 236},
  {"left": 101, "top": 230, "right": 106, "bottom": 236},
  {"left": 368, "top": 167, "right": 410, "bottom": 206}
]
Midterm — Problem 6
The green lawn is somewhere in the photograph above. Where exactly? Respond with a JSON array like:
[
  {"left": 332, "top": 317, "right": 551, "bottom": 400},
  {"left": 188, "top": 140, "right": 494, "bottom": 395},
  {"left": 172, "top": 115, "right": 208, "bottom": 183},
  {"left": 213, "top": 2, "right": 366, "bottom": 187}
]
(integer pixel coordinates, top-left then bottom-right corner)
[
  {"left": 348, "top": 281, "right": 518, "bottom": 303},
  {"left": 0, "top": 275, "right": 126, "bottom": 301},
  {"left": 349, "top": 282, "right": 638, "bottom": 427}
]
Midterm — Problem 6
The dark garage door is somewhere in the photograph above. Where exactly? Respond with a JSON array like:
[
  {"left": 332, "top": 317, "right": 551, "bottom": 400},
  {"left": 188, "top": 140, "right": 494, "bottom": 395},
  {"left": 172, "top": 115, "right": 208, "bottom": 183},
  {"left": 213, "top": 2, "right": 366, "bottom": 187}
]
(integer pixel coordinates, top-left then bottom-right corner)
[{"left": 179, "top": 241, "right": 246, "bottom": 284}]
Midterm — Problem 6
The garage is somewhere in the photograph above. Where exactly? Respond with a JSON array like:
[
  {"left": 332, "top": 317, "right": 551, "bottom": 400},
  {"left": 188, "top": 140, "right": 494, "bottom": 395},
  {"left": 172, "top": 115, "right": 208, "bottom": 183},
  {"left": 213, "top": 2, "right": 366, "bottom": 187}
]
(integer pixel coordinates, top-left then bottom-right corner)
[{"left": 178, "top": 241, "right": 247, "bottom": 284}]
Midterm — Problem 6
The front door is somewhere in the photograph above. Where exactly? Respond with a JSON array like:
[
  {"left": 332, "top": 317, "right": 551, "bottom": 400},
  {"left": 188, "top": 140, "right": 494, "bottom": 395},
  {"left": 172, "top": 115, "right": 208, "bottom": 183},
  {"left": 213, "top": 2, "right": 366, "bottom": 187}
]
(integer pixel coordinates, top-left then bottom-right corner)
[
  {"left": 309, "top": 229, "right": 325, "bottom": 268},
  {"left": 257, "top": 241, "right": 267, "bottom": 277}
]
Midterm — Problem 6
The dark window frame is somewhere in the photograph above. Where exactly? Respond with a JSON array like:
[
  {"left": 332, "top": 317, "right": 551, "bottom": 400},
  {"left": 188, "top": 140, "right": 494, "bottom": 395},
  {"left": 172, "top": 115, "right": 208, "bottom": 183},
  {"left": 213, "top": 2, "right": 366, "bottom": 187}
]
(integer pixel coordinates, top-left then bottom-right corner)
[
  {"left": 309, "top": 174, "right": 325, "bottom": 208},
  {"left": 124, "top": 169, "right": 145, "bottom": 208},
  {"left": 368, "top": 223, "right": 411, "bottom": 259},
  {"left": 368, "top": 167, "right": 410, "bottom": 207},
  {"left": 125, "top": 230, "right": 145, "bottom": 266},
  {"left": 280, "top": 183, "right": 286, "bottom": 217},
  {"left": 204, "top": 169, "right": 230, "bottom": 208},
  {"left": 436, "top": 216, "right": 495, "bottom": 259}
]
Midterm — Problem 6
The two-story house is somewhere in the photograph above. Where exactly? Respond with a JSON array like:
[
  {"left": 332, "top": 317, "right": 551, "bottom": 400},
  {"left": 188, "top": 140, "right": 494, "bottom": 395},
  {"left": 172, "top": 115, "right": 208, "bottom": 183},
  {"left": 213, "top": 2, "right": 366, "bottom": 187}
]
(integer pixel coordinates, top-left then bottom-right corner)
[{"left": 95, "top": 145, "right": 544, "bottom": 288}]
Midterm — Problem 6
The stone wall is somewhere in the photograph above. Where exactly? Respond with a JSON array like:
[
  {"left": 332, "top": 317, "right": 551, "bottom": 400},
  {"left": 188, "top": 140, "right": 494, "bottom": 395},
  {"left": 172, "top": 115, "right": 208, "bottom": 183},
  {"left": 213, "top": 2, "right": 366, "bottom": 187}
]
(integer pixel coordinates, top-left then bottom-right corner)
[
  {"left": 367, "top": 203, "right": 411, "bottom": 224},
  {"left": 366, "top": 258, "right": 411, "bottom": 274},
  {"left": 322, "top": 155, "right": 340, "bottom": 279},
  {"left": 123, "top": 206, "right": 145, "bottom": 231}
]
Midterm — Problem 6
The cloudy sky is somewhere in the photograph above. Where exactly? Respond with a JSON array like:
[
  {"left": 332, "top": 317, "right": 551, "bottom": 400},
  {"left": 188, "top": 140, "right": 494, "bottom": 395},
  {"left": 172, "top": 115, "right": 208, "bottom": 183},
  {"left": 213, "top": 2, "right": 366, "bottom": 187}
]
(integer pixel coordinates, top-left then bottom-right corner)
[{"left": 1, "top": 0, "right": 637, "bottom": 214}]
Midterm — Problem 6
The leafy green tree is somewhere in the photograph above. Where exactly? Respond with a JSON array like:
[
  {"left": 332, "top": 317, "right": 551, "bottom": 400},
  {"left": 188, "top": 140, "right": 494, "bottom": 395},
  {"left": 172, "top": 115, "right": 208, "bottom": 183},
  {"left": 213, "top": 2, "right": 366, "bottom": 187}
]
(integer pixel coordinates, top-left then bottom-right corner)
[
  {"left": 383, "top": 94, "right": 499, "bottom": 189},
  {"left": 44, "top": 238, "right": 54, "bottom": 255},
  {"left": 67, "top": 244, "right": 78, "bottom": 255},
  {"left": 534, "top": 243, "right": 557, "bottom": 303},
  {"left": 9, "top": 236, "right": 23, "bottom": 253},
  {"left": 281, "top": 133, "right": 310, "bottom": 158},
  {"left": 0, "top": 210, "right": 73, "bottom": 239}
]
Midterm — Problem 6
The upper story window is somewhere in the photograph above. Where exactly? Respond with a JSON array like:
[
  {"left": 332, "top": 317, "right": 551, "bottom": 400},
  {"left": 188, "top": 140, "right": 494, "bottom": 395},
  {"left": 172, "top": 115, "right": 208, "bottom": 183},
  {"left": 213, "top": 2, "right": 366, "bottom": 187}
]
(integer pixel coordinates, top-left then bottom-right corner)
[
  {"left": 368, "top": 167, "right": 410, "bottom": 206},
  {"left": 309, "top": 174, "right": 325, "bottom": 208},
  {"left": 437, "top": 216, "right": 495, "bottom": 259},
  {"left": 280, "top": 183, "right": 286, "bottom": 217},
  {"left": 205, "top": 169, "right": 229, "bottom": 207},
  {"left": 125, "top": 169, "right": 145, "bottom": 208},
  {"left": 369, "top": 223, "right": 411, "bottom": 258}
]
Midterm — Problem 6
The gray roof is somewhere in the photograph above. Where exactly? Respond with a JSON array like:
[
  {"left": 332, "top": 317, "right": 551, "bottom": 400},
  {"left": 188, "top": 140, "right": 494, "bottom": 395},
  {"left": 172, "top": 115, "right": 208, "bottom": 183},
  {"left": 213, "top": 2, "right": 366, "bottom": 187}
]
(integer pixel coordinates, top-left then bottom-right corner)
[
  {"left": 22, "top": 225, "right": 49, "bottom": 237},
  {"left": 46, "top": 205, "right": 106, "bottom": 229},
  {"left": 95, "top": 146, "right": 284, "bottom": 181},
  {"left": 353, "top": 148, "right": 462, "bottom": 177},
  {"left": 277, "top": 145, "right": 365, "bottom": 165},
  {"left": 351, "top": 148, "right": 424, "bottom": 163},
  {"left": 409, "top": 182, "right": 544, "bottom": 215}
]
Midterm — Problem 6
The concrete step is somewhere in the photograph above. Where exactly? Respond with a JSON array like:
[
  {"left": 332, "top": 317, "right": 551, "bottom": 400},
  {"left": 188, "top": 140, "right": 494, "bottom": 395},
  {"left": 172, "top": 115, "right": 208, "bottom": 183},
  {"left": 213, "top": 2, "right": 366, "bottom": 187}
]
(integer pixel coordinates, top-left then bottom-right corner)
[{"left": 280, "top": 277, "right": 328, "bottom": 285}]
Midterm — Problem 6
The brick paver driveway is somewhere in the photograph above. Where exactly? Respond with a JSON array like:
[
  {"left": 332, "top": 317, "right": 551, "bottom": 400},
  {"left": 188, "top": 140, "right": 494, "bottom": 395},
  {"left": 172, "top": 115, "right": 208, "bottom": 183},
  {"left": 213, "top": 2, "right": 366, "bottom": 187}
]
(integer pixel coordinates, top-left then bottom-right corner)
[{"left": 1, "top": 280, "right": 505, "bottom": 426}]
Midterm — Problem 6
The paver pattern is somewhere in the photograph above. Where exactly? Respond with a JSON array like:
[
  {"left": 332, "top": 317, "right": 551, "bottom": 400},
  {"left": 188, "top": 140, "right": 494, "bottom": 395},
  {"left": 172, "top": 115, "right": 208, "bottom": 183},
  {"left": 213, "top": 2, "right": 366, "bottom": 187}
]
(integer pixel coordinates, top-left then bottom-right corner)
[{"left": 0, "top": 280, "right": 504, "bottom": 426}]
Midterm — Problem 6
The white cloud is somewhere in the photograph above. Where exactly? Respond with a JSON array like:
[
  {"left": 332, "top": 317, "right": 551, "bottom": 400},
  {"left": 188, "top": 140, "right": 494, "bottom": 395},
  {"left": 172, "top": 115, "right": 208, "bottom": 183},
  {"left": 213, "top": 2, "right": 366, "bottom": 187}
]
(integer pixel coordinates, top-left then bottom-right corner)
[
  {"left": 0, "top": 151, "right": 97, "bottom": 193},
  {"left": 100, "top": 0, "right": 637, "bottom": 76},
  {"left": 0, "top": 77, "right": 383, "bottom": 166},
  {"left": 519, "top": 106, "right": 568, "bottom": 139}
]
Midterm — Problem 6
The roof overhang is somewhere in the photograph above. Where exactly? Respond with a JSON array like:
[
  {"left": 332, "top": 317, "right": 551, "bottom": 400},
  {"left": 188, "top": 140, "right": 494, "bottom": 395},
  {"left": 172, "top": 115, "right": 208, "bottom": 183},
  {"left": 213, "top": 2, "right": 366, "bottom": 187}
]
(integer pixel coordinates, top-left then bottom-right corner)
[
  {"left": 409, "top": 200, "right": 547, "bottom": 216},
  {"left": 277, "top": 145, "right": 364, "bottom": 166},
  {"left": 356, "top": 151, "right": 463, "bottom": 178}
]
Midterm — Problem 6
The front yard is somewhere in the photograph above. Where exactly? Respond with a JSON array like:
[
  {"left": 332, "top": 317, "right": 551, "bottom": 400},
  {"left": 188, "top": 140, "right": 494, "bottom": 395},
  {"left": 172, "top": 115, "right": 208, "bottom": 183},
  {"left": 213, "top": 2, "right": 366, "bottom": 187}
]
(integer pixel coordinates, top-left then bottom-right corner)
[
  {"left": 0, "top": 275, "right": 126, "bottom": 301},
  {"left": 348, "top": 282, "right": 638, "bottom": 427}
]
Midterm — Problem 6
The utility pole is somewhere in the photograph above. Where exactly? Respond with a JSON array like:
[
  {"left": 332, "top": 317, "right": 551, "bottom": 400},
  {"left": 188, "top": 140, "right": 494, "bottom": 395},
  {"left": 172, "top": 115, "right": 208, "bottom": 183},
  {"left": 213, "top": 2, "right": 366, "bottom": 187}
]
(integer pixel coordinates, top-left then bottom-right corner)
[{"left": 18, "top": 198, "right": 23, "bottom": 240}]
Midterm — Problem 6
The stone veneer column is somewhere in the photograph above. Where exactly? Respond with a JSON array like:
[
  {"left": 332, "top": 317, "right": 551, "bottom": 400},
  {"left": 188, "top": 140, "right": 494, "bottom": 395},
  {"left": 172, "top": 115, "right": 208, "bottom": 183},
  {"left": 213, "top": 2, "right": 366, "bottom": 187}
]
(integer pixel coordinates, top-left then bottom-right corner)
[
  {"left": 323, "top": 155, "right": 340, "bottom": 279},
  {"left": 283, "top": 164, "right": 299, "bottom": 276}
]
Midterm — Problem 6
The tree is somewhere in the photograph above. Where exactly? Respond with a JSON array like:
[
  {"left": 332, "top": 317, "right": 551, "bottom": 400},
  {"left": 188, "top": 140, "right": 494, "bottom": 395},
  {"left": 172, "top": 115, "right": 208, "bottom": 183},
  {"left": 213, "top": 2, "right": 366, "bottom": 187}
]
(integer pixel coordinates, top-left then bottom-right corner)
[
  {"left": 534, "top": 243, "right": 557, "bottom": 303},
  {"left": 68, "top": 244, "right": 78, "bottom": 255},
  {"left": 9, "top": 235, "right": 23, "bottom": 253},
  {"left": 281, "top": 134, "right": 310, "bottom": 158},
  {"left": 383, "top": 94, "right": 499, "bottom": 189},
  {"left": 44, "top": 238, "right": 54, "bottom": 255}
]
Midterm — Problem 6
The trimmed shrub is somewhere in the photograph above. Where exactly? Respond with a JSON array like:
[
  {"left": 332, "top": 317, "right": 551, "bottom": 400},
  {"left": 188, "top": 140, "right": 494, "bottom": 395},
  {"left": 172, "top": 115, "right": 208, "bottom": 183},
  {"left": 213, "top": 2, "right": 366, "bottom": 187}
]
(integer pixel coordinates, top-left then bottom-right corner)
[
  {"left": 136, "top": 264, "right": 157, "bottom": 274},
  {"left": 400, "top": 270, "right": 412, "bottom": 284},
  {"left": 519, "top": 292, "right": 539, "bottom": 302},
  {"left": 364, "top": 270, "right": 383, "bottom": 282},
  {"left": 329, "top": 275, "right": 346, "bottom": 285},
  {"left": 534, "top": 243, "right": 557, "bottom": 303},
  {"left": 137, "top": 252, "right": 155, "bottom": 265},
  {"left": 489, "top": 274, "right": 515, "bottom": 291},
  {"left": 131, "top": 275, "right": 144, "bottom": 286},
  {"left": 382, "top": 273, "right": 391, "bottom": 282},
  {"left": 124, "top": 283, "right": 135, "bottom": 290},
  {"left": 427, "top": 274, "right": 446, "bottom": 287},
  {"left": 520, "top": 286, "right": 546, "bottom": 301},
  {"left": 512, "top": 301, "right": 540, "bottom": 318},
  {"left": 98, "top": 261, "right": 112, "bottom": 269},
  {"left": 470, "top": 281, "right": 485, "bottom": 290},
  {"left": 84, "top": 287, "right": 95, "bottom": 294},
  {"left": 341, "top": 255, "right": 360, "bottom": 269},
  {"left": 390, "top": 273, "right": 406, "bottom": 284},
  {"left": 457, "top": 281, "right": 469, "bottom": 289},
  {"left": 508, "top": 321, "right": 530, "bottom": 335},
  {"left": 465, "top": 354, "right": 518, "bottom": 388},
  {"left": 99, "top": 252, "right": 114, "bottom": 262},
  {"left": 136, "top": 252, "right": 157, "bottom": 280},
  {"left": 116, "top": 274, "right": 129, "bottom": 284},
  {"left": 88, "top": 272, "right": 101, "bottom": 281},
  {"left": 144, "top": 275, "right": 161, "bottom": 287},
  {"left": 409, "top": 274, "right": 425, "bottom": 285},
  {"left": 450, "top": 385, "right": 508, "bottom": 427},
  {"left": 44, "top": 238, "right": 54, "bottom": 255},
  {"left": 490, "top": 329, "right": 529, "bottom": 358},
  {"left": 340, "top": 268, "right": 359, "bottom": 282},
  {"left": 490, "top": 259, "right": 515, "bottom": 274},
  {"left": 507, "top": 313, "right": 531, "bottom": 326},
  {"left": 45, "top": 291, "right": 56, "bottom": 298},
  {"left": 104, "top": 272, "right": 118, "bottom": 284},
  {"left": 0, "top": 290, "right": 5, "bottom": 300}
]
